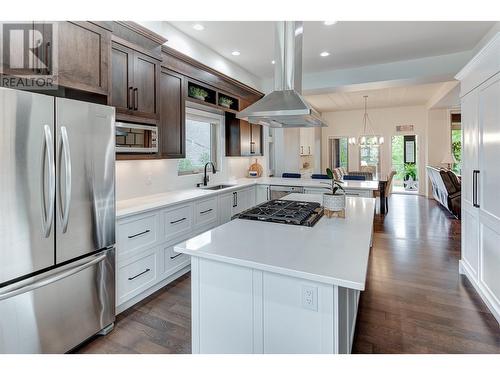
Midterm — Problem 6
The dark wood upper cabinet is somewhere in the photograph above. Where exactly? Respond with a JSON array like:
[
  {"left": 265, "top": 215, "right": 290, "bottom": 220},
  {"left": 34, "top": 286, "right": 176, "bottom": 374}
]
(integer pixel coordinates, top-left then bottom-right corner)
[
  {"left": 225, "top": 113, "right": 262, "bottom": 157},
  {"left": 111, "top": 41, "right": 160, "bottom": 123},
  {"left": 56, "top": 22, "right": 111, "bottom": 96},
  {"left": 159, "top": 69, "right": 185, "bottom": 158}
]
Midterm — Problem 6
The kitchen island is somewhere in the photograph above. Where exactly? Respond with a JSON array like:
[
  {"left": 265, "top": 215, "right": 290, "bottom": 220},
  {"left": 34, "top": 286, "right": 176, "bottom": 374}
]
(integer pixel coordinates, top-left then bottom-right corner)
[{"left": 174, "top": 193, "right": 375, "bottom": 354}]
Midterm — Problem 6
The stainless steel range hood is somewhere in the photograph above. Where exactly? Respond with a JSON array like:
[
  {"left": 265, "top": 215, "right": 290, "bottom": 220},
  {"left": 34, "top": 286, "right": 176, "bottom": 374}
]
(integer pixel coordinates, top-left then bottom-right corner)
[{"left": 237, "top": 21, "right": 327, "bottom": 128}]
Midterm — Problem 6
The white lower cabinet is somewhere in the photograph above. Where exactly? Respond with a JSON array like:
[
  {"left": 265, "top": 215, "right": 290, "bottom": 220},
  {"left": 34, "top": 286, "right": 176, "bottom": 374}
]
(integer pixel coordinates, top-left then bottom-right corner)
[
  {"left": 256, "top": 185, "right": 270, "bottom": 204},
  {"left": 116, "top": 186, "right": 258, "bottom": 314},
  {"left": 191, "top": 257, "right": 358, "bottom": 354}
]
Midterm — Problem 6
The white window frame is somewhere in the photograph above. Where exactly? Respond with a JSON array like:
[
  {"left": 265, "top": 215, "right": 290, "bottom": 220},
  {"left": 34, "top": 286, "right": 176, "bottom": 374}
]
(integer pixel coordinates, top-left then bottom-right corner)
[{"left": 178, "top": 107, "right": 223, "bottom": 176}]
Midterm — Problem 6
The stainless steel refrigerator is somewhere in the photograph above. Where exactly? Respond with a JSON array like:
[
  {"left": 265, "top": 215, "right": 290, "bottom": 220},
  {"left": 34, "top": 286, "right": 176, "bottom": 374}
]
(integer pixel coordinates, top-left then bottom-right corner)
[{"left": 0, "top": 87, "right": 116, "bottom": 353}]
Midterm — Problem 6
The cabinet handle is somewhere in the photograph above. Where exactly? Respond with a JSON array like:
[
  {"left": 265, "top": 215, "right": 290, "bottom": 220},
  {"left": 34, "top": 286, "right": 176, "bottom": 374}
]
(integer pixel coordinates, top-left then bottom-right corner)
[
  {"left": 128, "top": 268, "right": 150, "bottom": 281},
  {"left": 45, "top": 42, "right": 51, "bottom": 74},
  {"left": 473, "top": 170, "right": 480, "bottom": 208},
  {"left": 170, "top": 253, "right": 182, "bottom": 260},
  {"left": 233, "top": 192, "right": 238, "bottom": 207},
  {"left": 308, "top": 146, "right": 311, "bottom": 155},
  {"left": 250, "top": 142, "right": 255, "bottom": 154},
  {"left": 128, "top": 87, "right": 134, "bottom": 110},
  {"left": 134, "top": 88, "right": 138, "bottom": 110},
  {"left": 170, "top": 217, "right": 186, "bottom": 224},
  {"left": 267, "top": 187, "right": 270, "bottom": 201},
  {"left": 301, "top": 146, "right": 303, "bottom": 154},
  {"left": 200, "top": 208, "right": 213, "bottom": 215},
  {"left": 128, "top": 229, "right": 150, "bottom": 239}
]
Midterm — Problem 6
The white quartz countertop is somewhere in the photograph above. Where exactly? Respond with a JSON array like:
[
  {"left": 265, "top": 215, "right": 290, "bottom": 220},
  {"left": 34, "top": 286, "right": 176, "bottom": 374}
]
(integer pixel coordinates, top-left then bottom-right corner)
[
  {"left": 116, "top": 177, "right": 379, "bottom": 219},
  {"left": 174, "top": 193, "right": 375, "bottom": 290}
]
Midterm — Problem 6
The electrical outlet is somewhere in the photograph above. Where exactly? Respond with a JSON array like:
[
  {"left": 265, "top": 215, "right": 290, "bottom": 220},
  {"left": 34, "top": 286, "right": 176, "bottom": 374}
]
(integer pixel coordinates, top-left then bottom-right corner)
[{"left": 301, "top": 285, "right": 318, "bottom": 311}]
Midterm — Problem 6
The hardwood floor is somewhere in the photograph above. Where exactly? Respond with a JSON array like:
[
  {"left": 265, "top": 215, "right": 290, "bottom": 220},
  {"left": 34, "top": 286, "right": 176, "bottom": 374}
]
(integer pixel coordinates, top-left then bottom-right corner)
[{"left": 75, "top": 194, "right": 500, "bottom": 354}]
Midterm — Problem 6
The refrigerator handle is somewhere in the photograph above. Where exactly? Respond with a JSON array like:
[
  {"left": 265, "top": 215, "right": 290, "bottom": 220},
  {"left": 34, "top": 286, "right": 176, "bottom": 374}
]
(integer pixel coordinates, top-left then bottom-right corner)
[
  {"left": 0, "top": 253, "right": 107, "bottom": 302},
  {"left": 59, "top": 126, "right": 72, "bottom": 233},
  {"left": 41, "top": 125, "right": 55, "bottom": 238}
]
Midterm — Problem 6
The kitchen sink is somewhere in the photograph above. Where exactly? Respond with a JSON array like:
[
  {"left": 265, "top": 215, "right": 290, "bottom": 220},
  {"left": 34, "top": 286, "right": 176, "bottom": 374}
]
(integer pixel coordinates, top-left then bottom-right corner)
[{"left": 202, "top": 184, "right": 235, "bottom": 190}]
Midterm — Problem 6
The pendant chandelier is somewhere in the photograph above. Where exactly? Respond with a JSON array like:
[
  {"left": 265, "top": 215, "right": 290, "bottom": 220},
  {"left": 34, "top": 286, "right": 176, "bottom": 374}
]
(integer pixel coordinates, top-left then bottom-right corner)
[{"left": 348, "top": 96, "right": 384, "bottom": 146}]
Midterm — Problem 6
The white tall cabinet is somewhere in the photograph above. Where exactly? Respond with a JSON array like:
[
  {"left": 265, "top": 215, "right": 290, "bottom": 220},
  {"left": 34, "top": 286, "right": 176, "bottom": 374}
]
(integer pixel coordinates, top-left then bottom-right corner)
[{"left": 456, "top": 33, "right": 500, "bottom": 325}]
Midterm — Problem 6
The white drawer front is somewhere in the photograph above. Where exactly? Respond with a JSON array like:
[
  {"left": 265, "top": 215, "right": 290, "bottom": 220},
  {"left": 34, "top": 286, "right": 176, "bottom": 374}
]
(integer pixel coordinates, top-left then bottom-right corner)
[
  {"left": 117, "top": 212, "right": 159, "bottom": 259},
  {"left": 163, "top": 204, "right": 193, "bottom": 242},
  {"left": 344, "top": 189, "right": 372, "bottom": 198},
  {"left": 194, "top": 197, "right": 218, "bottom": 228},
  {"left": 117, "top": 250, "right": 158, "bottom": 305},
  {"left": 162, "top": 245, "right": 190, "bottom": 276}
]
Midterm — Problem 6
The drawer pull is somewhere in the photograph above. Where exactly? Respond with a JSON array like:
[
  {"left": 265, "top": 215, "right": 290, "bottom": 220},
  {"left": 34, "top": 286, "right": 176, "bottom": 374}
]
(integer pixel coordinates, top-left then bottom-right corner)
[
  {"left": 200, "top": 208, "right": 213, "bottom": 215},
  {"left": 170, "top": 217, "right": 187, "bottom": 224},
  {"left": 170, "top": 253, "right": 182, "bottom": 260},
  {"left": 128, "top": 229, "right": 150, "bottom": 239},
  {"left": 128, "top": 268, "right": 151, "bottom": 281}
]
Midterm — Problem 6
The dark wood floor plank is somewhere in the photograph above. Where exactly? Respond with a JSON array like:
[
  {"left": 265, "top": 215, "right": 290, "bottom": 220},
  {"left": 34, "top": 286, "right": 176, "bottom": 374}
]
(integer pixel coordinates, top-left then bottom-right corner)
[{"left": 76, "top": 194, "right": 500, "bottom": 354}]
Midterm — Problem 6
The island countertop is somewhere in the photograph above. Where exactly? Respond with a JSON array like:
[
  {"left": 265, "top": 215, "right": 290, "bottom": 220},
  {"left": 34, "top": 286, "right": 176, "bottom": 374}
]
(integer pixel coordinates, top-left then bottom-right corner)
[{"left": 174, "top": 193, "right": 375, "bottom": 290}]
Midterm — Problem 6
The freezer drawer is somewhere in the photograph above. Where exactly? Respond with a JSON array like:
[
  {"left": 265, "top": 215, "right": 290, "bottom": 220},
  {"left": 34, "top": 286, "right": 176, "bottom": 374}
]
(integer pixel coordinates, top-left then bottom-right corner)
[{"left": 0, "top": 249, "right": 115, "bottom": 354}]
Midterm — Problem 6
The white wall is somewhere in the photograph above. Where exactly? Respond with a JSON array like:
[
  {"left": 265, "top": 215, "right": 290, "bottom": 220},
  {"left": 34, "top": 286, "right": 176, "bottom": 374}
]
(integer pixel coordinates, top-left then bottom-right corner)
[{"left": 321, "top": 105, "right": 429, "bottom": 195}]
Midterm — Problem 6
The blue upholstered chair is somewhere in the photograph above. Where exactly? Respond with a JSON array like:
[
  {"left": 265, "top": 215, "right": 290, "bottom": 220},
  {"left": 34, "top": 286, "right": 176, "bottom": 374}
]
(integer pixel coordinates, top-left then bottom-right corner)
[
  {"left": 282, "top": 173, "right": 301, "bottom": 178},
  {"left": 311, "top": 174, "right": 331, "bottom": 179},
  {"left": 343, "top": 175, "right": 366, "bottom": 181}
]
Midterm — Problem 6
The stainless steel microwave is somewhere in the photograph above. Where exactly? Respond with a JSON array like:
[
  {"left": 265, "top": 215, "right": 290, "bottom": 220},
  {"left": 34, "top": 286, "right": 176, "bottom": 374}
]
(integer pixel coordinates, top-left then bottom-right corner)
[{"left": 115, "top": 122, "right": 158, "bottom": 153}]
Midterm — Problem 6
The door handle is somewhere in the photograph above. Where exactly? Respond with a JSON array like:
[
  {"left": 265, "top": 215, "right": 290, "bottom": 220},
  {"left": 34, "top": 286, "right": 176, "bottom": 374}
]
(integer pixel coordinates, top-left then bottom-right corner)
[
  {"left": 0, "top": 253, "right": 107, "bottom": 301},
  {"left": 58, "top": 126, "right": 72, "bottom": 233},
  {"left": 128, "top": 87, "right": 134, "bottom": 110},
  {"left": 170, "top": 217, "right": 186, "bottom": 224},
  {"left": 45, "top": 41, "right": 51, "bottom": 74},
  {"left": 134, "top": 88, "right": 138, "bottom": 110},
  {"left": 128, "top": 268, "right": 151, "bottom": 281},
  {"left": 473, "top": 170, "right": 480, "bottom": 208},
  {"left": 41, "top": 125, "right": 55, "bottom": 238},
  {"left": 128, "top": 229, "right": 150, "bottom": 239}
]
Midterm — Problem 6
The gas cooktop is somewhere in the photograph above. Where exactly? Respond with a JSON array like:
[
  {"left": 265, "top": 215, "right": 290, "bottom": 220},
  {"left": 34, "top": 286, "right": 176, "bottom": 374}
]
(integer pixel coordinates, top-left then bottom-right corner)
[{"left": 237, "top": 199, "right": 324, "bottom": 227}]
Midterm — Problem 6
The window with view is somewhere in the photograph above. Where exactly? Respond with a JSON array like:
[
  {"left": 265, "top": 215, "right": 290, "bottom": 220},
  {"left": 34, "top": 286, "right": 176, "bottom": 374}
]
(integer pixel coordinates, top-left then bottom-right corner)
[
  {"left": 451, "top": 112, "right": 462, "bottom": 175},
  {"left": 359, "top": 136, "right": 381, "bottom": 178},
  {"left": 178, "top": 112, "right": 219, "bottom": 175}
]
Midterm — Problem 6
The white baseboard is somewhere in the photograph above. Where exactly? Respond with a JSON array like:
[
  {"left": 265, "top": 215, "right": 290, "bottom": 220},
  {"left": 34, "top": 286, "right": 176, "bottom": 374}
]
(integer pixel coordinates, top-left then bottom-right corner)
[
  {"left": 459, "top": 260, "right": 500, "bottom": 327},
  {"left": 116, "top": 265, "right": 191, "bottom": 314}
]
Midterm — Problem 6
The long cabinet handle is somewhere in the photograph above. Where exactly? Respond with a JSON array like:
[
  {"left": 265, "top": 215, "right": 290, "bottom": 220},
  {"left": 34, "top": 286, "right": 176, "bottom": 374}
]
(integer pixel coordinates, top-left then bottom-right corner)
[
  {"left": 200, "top": 208, "right": 213, "bottom": 215},
  {"left": 59, "top": 126, "right": 72, "bottom": 233},
  {"left": 0, "top": 253, "right": 107, "bottom": 301},
  {"left": 128, "top": 87, "right": 134, "bottom": 110},
  {"left": 128, "top": 229, "right": 150, "bottom": 239},
  {"left": 170, "top": 217, "right": 186, "bottom": 224},
  {"left": 128, "top": 268, "right": 150, "bottom": 281},
  {"left": 170, "top": 253, "right": 182, "bottom": 260},
  {"left": 41, "top": 124, "right": 55, "bottom": 238},
  {"left": 134, "top": 88, "right": 138, "bottom": 110},
  {"left": 45, "top": 42, "right": 51, "bottom": 74},
  {"left": 473, "top": 170, "right": 480, "bottom": 208}
]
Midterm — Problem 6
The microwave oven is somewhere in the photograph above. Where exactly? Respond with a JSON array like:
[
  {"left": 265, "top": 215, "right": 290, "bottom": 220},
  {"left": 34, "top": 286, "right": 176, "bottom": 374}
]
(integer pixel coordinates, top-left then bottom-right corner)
[{"left": 115, "top": 122, "right": 158, "bottom": 153}]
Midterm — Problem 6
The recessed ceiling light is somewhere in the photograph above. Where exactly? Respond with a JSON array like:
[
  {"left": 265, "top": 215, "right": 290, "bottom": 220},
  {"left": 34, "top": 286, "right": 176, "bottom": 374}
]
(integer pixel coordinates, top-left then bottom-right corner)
[
  {"left": 271, "top": 60, "right": 275, "bottom": 64},
  {"left": 320, "top": 51, "right": 330, "bottom": 57},
  {"left": 193, "top": 24, "right": 204, "bottom": 31},
  {"left": 323, "top": 21, "right": 337, "bottom": 26},
  {"left": 231, "top": 50, "right": 241, "bottom": 56}
]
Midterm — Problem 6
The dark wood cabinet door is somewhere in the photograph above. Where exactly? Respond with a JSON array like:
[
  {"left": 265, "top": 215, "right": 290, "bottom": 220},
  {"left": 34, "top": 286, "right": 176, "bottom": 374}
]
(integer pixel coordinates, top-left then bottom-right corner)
[
  {"left": 111, "top": 43, "right": 134, "bottom": 113},
  {"left": 159, "top": 69, "right": 185, "bottom": 158},
  {"left": 240, "top": 120, "right": 252, "bottom": 156},
  {"left": 133, "top": 53, "right": 159, "bottom": 119},
  {"left": 56, "top": 22, "right": 111, "bottom": 95},
  {"left": 250, "top": 123, "right": 263, "bottom": 156}
]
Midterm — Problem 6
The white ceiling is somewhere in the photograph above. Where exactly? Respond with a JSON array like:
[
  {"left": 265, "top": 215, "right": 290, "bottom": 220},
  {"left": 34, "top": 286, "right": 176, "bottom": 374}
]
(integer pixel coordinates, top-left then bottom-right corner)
[
  {"left": 305, "top": 82, "right": 451, "bottom": 112},
  {"left": 169, "top": 21, "right": 495, "bottom": 79}
]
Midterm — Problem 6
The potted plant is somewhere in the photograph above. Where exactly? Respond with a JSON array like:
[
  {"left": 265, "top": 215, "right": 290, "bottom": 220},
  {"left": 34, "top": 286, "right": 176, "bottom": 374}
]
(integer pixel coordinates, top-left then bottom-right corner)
[
  {"left": 219, "top": 96, "right": 233, "bottom": 108},
  {"left": 403, "top": 163, "right": 418, "bottom": 191},
  {"left": 321, "top": 168, "right": 346, "bottom": 213},
  {"left": 189, "top": 86, "right": 209, "bottom": 101}
]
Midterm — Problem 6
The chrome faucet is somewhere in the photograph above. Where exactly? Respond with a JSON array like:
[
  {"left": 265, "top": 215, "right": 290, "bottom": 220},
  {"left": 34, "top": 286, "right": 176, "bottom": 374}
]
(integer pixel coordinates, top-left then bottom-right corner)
[{"left": 203, "top": 162, "right": 216, "bottom": 186}]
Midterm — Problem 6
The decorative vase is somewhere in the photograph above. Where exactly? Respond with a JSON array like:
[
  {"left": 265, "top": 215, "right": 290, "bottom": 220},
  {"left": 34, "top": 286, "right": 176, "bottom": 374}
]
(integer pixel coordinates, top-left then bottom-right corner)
[{"left": 323, "top": 192, "right": 346, "bottom": 212}]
